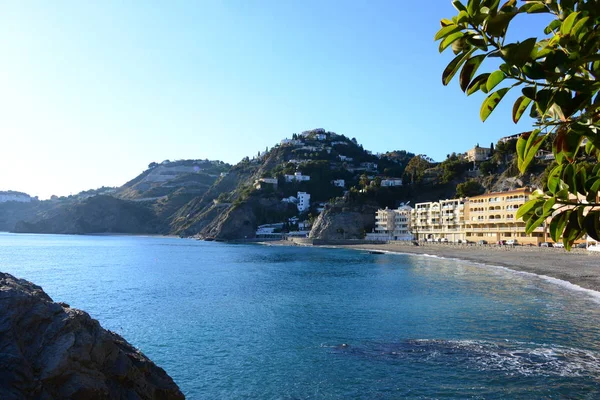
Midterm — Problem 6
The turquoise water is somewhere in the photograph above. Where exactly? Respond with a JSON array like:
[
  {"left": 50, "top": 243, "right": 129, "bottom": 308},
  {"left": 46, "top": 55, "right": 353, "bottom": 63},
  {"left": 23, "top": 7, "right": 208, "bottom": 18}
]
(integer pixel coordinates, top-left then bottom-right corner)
[{"left": 1, "top": 233, "right": 600, "bottom": 399}]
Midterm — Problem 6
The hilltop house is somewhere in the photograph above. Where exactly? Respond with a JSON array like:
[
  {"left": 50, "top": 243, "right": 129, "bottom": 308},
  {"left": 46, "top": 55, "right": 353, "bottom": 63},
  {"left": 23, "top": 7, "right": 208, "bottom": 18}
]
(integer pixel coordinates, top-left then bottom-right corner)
[
  {"left": 466, "top": 145, "right": 491, "bottom": 162},
  {"left": 331, "top": 179, "right": 345, "bottom": 188},
  {"left": 280, "top": 138, "right": 302, "bottom": 146}
]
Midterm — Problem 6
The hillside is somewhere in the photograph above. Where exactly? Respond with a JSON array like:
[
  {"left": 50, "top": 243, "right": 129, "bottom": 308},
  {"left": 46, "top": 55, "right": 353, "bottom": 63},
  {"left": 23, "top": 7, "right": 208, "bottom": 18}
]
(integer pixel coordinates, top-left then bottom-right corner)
[
  {"left": 1, "top": 129, "right": 554, "bottom": 239},
  {"left": 3, "top": 159, "right": 231, "bottom": 235}
]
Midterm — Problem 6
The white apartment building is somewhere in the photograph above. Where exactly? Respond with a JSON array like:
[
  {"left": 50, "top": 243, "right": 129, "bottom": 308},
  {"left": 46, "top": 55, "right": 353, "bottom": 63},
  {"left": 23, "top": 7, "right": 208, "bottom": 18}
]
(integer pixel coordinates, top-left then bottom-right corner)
[
  {"left": 284, "top": 172, "right": 311, "bottom": 183},
  {"left": 412, "top": 198, "right": 466, "bottom": 242},
  {"left": 297, "top": 192, "right": 311, "bottom": 212},
  {"left": 371, "top": 205, "right": 413, "bottom": 241}
]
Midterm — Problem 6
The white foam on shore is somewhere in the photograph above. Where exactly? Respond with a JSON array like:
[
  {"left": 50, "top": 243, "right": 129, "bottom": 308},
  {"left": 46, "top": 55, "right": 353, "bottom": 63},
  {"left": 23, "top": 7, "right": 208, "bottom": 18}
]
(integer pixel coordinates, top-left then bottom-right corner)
[{"left": 356, "top": 247, "right": 600, "bottom": 303}]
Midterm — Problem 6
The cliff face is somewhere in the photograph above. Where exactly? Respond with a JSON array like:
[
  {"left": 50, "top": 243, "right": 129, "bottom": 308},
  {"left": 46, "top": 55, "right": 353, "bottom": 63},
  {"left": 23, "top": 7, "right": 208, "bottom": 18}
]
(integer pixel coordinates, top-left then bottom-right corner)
[
  {"left": 199, "top": 196, "right": 293, "bottom": 240},
  {"left": 309, "top": 201, "right": 378, "bottom": 240},
  {"left": 0, "top": 272, "right": 184, "bottom": 400}
]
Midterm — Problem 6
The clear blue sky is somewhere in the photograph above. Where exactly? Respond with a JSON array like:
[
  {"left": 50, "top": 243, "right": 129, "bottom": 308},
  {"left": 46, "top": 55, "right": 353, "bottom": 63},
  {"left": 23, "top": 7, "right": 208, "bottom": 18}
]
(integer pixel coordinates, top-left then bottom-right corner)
[{"left": 0, "top": 1, "right": 545, "bottom": 199}]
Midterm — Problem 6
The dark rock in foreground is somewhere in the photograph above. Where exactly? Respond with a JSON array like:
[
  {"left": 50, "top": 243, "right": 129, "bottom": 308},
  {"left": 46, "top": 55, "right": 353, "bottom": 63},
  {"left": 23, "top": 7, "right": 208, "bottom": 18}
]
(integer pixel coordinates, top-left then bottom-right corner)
[{"left": 0, "top": 272, "right": 185, "bottom": 400}]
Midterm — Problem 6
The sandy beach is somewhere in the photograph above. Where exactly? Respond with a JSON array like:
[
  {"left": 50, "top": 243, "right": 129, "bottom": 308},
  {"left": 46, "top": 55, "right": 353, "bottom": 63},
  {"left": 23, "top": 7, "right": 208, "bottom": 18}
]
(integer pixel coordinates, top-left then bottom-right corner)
[{"left": 265, "top": 240, "right": 600, "bottom": 293}]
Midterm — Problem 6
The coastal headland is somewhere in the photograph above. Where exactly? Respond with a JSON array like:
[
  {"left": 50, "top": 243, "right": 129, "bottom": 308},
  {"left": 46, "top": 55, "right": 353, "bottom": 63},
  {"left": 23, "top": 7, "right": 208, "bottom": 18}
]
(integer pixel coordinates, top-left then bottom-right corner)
[{"left": 264, "top": 240, "right": 600, "bottom": 294}]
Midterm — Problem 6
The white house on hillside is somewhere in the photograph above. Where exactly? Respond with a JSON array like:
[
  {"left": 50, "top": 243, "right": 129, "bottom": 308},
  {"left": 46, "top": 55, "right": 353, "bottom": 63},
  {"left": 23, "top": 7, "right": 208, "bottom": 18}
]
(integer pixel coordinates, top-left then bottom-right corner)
[
  {"left": 331, "top": 179, "right": 345, "bottom": 188},
  {"left": 285, "top": 172, "right": 311, "bottom": 182},
  {"left": 381, "top": 178, "right": 403, "bottom": 187}
]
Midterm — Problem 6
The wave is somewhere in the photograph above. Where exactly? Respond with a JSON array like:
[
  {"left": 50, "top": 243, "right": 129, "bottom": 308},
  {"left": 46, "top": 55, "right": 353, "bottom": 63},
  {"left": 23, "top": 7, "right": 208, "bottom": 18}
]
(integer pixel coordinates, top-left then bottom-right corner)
[{"left": 327, "top": 338, "right": 600, "bottom": 378}]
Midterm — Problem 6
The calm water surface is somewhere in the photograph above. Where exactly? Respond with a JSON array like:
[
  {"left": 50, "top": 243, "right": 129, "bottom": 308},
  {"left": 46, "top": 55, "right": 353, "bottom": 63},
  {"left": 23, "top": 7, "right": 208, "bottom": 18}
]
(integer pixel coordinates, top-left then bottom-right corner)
[{"left": 1, "top": 232, "right": 600, "bottom": 399}]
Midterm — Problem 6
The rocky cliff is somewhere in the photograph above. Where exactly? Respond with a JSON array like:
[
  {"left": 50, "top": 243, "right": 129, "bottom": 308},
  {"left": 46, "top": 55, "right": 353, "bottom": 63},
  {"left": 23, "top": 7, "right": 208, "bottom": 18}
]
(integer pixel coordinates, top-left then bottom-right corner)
[
  {"left": 309, "top": 201, "right": 378, "bottom": 240},
  {"left": 0, "top": 272, "right": 184, "bottom": 400},
  {"left": 199, "top": 195, "right": 294, "bottom": 240}
]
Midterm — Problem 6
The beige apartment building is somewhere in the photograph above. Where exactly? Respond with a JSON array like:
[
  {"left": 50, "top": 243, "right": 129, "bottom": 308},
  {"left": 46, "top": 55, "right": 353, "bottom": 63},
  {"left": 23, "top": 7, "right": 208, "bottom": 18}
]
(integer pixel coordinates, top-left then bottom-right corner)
[
  {"left": 412, "top": 198, "right": 466, "bottom": 242},
  {"left": 463, "top": 188, "right": 546, "bottom": 245}
]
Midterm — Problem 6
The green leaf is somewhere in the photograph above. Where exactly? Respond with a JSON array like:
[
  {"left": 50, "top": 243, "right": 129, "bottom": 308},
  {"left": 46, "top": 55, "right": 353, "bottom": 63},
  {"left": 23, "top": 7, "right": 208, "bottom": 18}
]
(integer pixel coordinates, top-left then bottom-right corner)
[
  {"left": 553, "top": 127, "right": 582, "bottom": 164},
  {"left": 502, "top": 37, "right": 537, "bottom": 66},
  {"left": 484, "top": 12, "right": 517, "bottom": 36},
  {"left": 534, "top": 89, "right": 553, "bottom": 115},
  {"left": 486, "top": 70, "right": 505, "bottom": 92},
  {"left": 542, "top": 197, "right": 556, "bottom": 215},
  {"left": 520, "top": 3, "right": 547, "bottom": 13},
  {"left": 434, "top": 24, "right": 461, "bottom": 41},
  {"left": 522, "top": 86, "right": 536, "bottom": 100},
  {"left": 442, "top": 49, "right": 475, "bottom": 86},
  {"left": 550, "top": 211, "right": 570, "bottom": 242},
  {"left": 563, "top": 163, "right": 576, "bottom": 194},
  {"left": 466, "top": 73, "right": 490, "bottom": 95},
  {"left": 560, "top": 11, "right": 579, "bottom": 36},
  {"left": 584, "top": 211, "right": 600, "bottom": 242},
  {"left": 526, "top": 213, "right": 547, "bottom": 234},
  {"left": 456, "top": 10, "right": 470, "bottom": 24},
  {"left": 512, "top": 95, "right": 532, "bottom": 123},
  {"left": 452, "top": 0, "right": 468, "bottom": 12},
  {"left": 576, "top": 165, "right": 588, "bottom": 196},
  {"left": 516, "top": 132, "right": 527, "bottom": 166},
  {"left": 518, "top": 129, "right": 546, "bottom": 173},
  {"left": 516, "top": 198, "right": 544, "bottom": 220},
  {"left": 467, "top": 0, "right": 481, "bottom": 16},
  {"left": 571, "top": 16, "right": 589, "bottom": 38},
  {"left": 544, "top": 20, "right": 561, "bottom": 34},
  {"left": 439, "top": 32, "right": 465, "bottom": 53},
  {"left": 480, "top": 88, "right": 509, "bottom": 122},
  {"left": 563, "top": 211, "right": 583, "bottom": 250},
  {"left": 547, "top": 164, "right": 564, "bottom": 194},
  {"left": 586, "top": 177, "right": 600, "bottom": 202},
  {"left": 459, "top": 54, "right": 486, "bottom": 92}
]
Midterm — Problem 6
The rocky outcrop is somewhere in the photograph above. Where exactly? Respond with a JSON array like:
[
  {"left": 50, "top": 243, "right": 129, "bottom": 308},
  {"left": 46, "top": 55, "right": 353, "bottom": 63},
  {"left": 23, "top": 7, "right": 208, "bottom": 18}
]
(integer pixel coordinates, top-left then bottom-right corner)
[
  {"left": 199, "top": 196, "right": 293, "bottom": 240},
  {"left": 309, "top": 201, "right": 378, "bottom": 240},
  {"left": 0, "top": 272, "right": 184, "bottom": 400}
]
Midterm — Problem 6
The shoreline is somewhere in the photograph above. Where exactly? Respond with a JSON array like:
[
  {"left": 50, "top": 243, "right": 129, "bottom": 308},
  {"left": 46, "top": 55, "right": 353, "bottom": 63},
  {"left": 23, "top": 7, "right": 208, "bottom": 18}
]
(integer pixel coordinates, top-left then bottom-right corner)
[{"left": 263, "top": 240, "right": 600, "bottom": 294}]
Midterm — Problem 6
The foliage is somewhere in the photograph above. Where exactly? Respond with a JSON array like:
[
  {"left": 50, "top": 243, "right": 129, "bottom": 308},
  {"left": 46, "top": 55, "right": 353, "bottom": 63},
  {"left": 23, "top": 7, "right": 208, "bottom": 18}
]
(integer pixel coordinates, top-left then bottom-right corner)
[
  {"left": 436, "top": 0, "right": 600, "bottom": 250},
  {"left": 479, "top": 159, "right": 498, "bottom": 175},
  {"left": 456, "top": 179, "right": 486, "bottom": 197},
  {"left": 439, "top": 153, "right": 471, "bottom": 183},
  {"left": 404, "top": 155, "right": 434, "bottom": 184}
]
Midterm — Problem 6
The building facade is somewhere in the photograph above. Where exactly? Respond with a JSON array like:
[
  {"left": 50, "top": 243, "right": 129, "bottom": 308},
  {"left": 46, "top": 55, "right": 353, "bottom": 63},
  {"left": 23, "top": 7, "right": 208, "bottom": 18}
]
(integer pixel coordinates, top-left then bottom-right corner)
[
  {"left": 463, "top": 188, "right": 545, "bottom": 245},
  {"left": 297, "top": 192, "right": 311, "bottom": 212},
  {"left": 412, "top": 199, "right": 466, "bottom": 242},
  {"left": 380, "top": 178, "right": 403, "bottom": 187},
  {"left": 284, "top": 172, "right": 311, "bottom": 182},
  {"left": 466, "top": 145, "right": 491, "bottom": 162},
  {"left": 373, "top": 205, "right": 413, "bottom": 240}
]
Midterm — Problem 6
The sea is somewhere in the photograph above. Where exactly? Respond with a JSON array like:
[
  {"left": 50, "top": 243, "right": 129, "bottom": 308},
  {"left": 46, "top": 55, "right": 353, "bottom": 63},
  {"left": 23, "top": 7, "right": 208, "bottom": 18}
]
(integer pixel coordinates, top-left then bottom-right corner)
[{"left": 1, "top": 232, "right": 600, "bottom": 399}]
